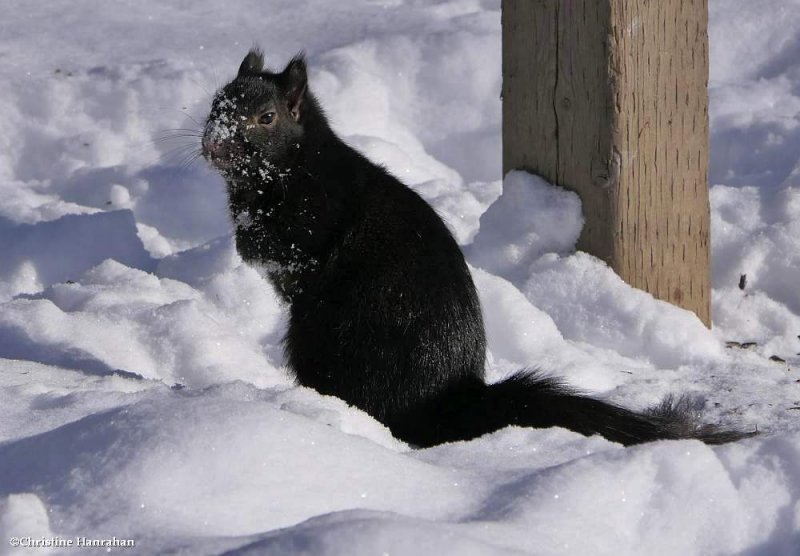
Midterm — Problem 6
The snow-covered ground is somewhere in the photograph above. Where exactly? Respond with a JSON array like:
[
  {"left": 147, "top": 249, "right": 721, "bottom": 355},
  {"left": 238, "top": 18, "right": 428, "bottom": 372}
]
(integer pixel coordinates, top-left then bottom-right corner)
[{"left": 1, "top": 0, "right": 799, "bottom": 554}]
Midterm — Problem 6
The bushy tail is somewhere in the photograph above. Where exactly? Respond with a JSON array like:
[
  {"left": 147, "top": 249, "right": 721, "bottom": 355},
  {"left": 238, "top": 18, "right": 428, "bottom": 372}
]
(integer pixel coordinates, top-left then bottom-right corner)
[{"left": 388, "top": 371, "right": 756, "bottom": 448}]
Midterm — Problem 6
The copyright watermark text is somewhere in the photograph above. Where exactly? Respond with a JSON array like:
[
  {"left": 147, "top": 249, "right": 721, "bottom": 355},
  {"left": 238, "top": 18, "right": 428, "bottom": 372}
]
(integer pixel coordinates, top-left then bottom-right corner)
[{"left": 9, "top": 536, "right": 135, "bottom": 549}]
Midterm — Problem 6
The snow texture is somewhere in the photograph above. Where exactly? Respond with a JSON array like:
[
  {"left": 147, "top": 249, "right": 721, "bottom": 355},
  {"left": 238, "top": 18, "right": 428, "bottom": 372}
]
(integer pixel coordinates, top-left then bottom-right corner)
[{"left": 0, "top": 0, "right": 799, "bottom": 554}]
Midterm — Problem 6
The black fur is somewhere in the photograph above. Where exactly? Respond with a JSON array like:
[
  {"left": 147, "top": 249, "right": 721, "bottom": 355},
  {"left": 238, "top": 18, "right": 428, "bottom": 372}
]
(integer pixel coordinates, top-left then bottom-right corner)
[{"left": 202, "top": 50, "right": 753, "bottom": 447}]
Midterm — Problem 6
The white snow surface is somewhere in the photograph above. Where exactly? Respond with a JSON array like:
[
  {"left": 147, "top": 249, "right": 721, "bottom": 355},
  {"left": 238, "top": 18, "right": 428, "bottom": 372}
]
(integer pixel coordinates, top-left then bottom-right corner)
[{"left": 1, "top": 1, "right": 799, "bottom": 554}]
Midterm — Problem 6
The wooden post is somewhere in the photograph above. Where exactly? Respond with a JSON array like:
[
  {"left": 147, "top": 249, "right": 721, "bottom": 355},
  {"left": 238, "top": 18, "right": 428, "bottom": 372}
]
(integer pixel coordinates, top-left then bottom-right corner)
[{"left": 502, "top": 0, "right": 711, "bottom": 326}]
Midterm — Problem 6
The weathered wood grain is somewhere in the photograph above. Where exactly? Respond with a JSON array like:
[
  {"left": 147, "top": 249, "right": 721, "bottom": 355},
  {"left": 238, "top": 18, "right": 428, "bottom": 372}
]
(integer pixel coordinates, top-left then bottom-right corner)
[{"left": 502, "top": 0, "right": 711, "bottom": 326}]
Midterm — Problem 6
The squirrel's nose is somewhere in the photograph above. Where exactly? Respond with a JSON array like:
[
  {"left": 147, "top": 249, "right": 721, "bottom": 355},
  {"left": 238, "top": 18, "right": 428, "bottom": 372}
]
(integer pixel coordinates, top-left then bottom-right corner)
[{"left": 201, "top": 136, "right": 225, "bottom": 158}]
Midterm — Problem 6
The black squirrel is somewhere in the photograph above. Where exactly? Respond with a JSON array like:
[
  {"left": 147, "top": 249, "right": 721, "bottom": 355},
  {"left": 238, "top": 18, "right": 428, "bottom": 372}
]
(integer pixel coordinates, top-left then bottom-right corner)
[{"left": 201, "top": 49, "right": 751, "bottom": 447}]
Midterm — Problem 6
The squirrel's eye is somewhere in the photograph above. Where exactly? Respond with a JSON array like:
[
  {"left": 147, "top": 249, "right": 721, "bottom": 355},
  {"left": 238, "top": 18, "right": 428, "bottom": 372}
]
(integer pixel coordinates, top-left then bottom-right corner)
[{"left": 259, "top": 112, "right": 276, "bottom": 125}]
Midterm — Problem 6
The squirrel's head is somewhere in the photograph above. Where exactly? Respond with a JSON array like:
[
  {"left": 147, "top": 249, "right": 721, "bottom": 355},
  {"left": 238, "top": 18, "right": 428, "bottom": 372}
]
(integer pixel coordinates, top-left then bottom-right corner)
[{"left": 202, "top": 49, "right": 308, "bottom": 179}]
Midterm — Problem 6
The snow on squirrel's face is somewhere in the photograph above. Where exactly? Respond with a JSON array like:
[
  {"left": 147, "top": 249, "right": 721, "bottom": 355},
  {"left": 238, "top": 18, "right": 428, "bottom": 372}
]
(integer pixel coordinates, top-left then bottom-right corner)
[{"left": 202, "top": 49, "right": 306, "bottom": 182}]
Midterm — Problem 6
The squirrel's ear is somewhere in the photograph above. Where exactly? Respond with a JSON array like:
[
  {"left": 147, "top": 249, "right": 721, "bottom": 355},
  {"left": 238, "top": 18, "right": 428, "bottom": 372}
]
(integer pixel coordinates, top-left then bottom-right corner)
[
  {"left": 283, "top": 54, "right": 307, "bottom": 121},
  {"left": 238, "top": 49, "right": 264, "bottom": 76}
]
